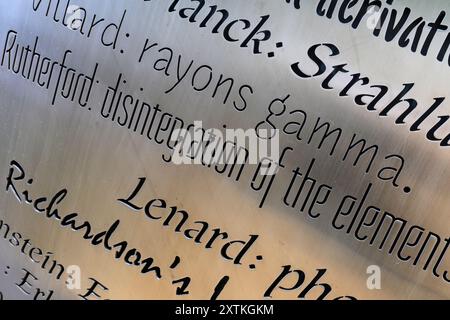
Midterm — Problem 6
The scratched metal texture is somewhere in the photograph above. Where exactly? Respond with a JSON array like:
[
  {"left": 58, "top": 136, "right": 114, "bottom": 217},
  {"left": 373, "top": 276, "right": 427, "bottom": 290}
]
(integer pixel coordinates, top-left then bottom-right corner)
[{"left": 0, "top": 0, "right": 448, "bottom": 299}]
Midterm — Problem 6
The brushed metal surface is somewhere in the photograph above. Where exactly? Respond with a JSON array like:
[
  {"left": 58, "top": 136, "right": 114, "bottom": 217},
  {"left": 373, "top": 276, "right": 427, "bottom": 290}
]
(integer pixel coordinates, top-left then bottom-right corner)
[{"left": 0, "top": 0, "right": 448, "bottom": 299}]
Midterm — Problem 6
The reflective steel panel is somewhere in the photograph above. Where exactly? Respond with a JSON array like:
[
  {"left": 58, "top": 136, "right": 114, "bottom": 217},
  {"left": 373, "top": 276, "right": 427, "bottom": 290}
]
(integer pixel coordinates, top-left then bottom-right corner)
[{"left": 0, "top": 0, "right": 449, "bottom": 299}]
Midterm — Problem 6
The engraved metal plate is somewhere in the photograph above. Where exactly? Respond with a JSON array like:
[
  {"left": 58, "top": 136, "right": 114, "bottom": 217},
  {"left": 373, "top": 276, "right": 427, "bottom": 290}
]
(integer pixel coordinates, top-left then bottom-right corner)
[{"left": 0, "top": 0, "right": 449, "bottom": 300}]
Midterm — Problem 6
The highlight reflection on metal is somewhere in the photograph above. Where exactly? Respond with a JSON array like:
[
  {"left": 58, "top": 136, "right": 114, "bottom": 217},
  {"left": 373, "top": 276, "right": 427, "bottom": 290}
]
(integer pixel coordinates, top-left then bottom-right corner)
[{"left": 0, "top": 0, "right": 449, "bottom": 299}]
